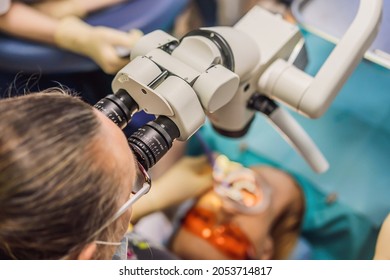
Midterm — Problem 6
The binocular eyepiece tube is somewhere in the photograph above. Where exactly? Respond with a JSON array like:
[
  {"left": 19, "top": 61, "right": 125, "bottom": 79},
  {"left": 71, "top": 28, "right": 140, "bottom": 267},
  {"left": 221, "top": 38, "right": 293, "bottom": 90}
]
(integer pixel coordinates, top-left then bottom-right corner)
[
  {"left": 94, "top": 89, "right": 180, "bottom": 171},
  {"left": 94, "top": 89, "right": 138, "bottom": 129},
  {"left": 128, "top": 116, "right": 180, "bottom": 170}
]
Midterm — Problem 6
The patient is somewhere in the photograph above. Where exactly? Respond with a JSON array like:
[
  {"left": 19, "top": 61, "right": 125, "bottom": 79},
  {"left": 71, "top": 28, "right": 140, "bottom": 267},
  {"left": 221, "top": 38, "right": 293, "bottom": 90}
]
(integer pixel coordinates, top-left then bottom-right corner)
[
  {"left": 169, "top": 155, "right": 304, "bottom": 260},
  {"left": 159, "top": 128, "right": 380, "bottom": 260},
  {"left": 0, "top": 0, "right": 142, "bottom": 74}
]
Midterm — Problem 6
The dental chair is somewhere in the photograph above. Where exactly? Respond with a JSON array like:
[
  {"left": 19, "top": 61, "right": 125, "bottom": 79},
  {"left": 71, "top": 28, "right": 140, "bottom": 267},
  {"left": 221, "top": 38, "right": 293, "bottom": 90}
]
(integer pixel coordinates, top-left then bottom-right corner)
[{"left": 0, "top": 0, "right": 189, "bottom": 104}]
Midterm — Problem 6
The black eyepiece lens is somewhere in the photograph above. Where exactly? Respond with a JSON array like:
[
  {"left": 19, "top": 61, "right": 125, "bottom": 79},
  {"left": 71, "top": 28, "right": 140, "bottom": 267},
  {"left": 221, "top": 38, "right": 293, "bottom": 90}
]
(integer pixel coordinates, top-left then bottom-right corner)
[
  {"left": 128, "top": 116, "right": 180, "bottom": 170},
  {"left": 94, "top": 89, "right": 138, "bottom": 129}
]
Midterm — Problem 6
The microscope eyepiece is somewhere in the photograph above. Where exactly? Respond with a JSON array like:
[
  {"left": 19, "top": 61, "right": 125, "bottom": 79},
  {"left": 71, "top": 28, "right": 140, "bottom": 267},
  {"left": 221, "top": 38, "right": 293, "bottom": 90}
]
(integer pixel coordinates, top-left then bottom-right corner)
[
  {"left": 94, "top": 90, "right": 180, "bottom": 171},
  {"left": 128, "top": 116, "right": 180, "bottom": 170},
  {"left": 94, "top": 89, "right": 138, "bottom": 129}
]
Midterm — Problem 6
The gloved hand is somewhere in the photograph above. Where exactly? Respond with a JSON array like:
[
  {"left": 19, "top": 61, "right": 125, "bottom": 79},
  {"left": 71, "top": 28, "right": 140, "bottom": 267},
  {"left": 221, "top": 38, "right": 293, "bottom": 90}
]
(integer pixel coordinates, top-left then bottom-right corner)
[
  {"left": 374, "top": 214, "right": 390, "bottom": 259},
  {"left": 32, "top": 0, "right": 87, "bottom": 19},
  {"left": 54, "top": 16, "right": 143, "bottom": 74},
  {"left": 131, "top": 156, "right": 213, "bottom": 222},
  {"left": 156, "top": 155, "right": 213, "bottom": 199}
]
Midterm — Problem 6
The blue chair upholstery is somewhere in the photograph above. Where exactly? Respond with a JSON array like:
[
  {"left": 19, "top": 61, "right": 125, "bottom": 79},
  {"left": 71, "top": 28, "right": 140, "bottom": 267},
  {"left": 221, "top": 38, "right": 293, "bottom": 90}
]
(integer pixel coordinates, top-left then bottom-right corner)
[{"left": 0, "top": 0, "right": 190, "bottom": 74}]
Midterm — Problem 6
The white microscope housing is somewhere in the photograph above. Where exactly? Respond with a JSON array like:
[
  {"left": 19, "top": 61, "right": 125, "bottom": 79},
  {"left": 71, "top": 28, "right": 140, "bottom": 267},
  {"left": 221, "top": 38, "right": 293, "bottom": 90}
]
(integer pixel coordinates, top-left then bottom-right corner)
[{"left": 109, "top": 0, "right": 382, "bottom": 172}]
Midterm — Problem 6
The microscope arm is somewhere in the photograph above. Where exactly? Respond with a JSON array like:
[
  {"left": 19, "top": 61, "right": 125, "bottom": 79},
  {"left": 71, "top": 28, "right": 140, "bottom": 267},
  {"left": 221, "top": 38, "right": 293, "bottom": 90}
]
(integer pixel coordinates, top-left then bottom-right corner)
[
  {"left": 258, "top": 0, "right": 383, "bottom": 118},
  {"left": 248, "top": 94, "right": 328, "bottom": 173},
  {"left": 268, "top": 107, "right": 329, "bottom": 173}
]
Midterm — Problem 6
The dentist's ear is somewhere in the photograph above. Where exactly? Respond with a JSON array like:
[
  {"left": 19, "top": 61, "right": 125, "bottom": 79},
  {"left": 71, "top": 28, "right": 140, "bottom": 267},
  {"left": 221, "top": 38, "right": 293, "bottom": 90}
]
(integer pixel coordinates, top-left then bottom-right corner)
[{"left": 77, "top": 243, "right": 97, "bottom": 260}]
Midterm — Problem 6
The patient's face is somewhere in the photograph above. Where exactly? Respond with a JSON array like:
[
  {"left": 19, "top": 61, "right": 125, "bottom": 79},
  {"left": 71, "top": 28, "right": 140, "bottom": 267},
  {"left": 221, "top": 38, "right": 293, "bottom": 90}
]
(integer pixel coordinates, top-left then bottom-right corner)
[
  {"left": 171, "top": 166, "right": 303, "bottom": 260},
  {"left": 172, "top": 190, "right": 274, "bottom": 259}
]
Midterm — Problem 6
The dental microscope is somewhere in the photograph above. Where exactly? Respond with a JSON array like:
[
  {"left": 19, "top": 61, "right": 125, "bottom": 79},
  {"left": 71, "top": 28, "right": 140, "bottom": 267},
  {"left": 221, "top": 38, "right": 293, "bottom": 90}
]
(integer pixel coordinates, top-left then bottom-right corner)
[{"left": 95, "top": 0, "right": 382, "bottom": 174}]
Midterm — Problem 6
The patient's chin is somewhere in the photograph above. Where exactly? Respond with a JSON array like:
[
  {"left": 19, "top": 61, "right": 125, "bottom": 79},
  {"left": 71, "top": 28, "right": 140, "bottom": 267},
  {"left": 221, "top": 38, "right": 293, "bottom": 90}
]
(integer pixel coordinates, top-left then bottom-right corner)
[
  {"left": 171, "top": 228, "right": 230, "bottom": 260},
  {"left": 257, "top": 236, "right": 274, "bottom": 260}
]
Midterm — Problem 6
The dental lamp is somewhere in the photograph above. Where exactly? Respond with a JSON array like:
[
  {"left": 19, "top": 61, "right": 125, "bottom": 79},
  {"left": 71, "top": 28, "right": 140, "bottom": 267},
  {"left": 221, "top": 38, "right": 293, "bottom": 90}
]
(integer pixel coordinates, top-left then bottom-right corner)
[{"left": 95, "top": 0, "right": 382, "bottom": 173}]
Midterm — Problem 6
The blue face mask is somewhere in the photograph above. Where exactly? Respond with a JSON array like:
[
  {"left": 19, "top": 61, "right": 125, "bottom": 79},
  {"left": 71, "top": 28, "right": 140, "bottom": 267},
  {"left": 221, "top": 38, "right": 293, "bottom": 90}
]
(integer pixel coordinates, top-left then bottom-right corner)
[
  {"left": 96, "top": 236, "right": 129, "bottom": 260},
  {"left": 113, "top": 236, "right": 129, "bottom": 260}
]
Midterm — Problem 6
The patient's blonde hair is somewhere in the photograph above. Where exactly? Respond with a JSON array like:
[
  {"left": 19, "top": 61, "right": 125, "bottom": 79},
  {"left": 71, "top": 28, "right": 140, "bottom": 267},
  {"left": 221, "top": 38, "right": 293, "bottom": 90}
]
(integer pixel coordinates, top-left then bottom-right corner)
[{"left": 0, "top": 92, "right": 124, "bottom": 259}]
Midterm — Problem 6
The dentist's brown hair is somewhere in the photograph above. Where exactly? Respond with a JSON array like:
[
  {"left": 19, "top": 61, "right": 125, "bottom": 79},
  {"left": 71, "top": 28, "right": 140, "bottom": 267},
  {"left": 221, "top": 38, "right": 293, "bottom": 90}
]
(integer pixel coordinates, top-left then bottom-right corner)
[{"left": 0, "top": 92, "right": 123, "bottom": 259}]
